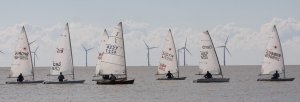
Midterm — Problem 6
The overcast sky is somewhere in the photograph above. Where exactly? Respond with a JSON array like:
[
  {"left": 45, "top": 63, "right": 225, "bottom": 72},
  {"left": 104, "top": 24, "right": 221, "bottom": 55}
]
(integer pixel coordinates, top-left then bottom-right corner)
[{"left": 1, "top": 0, "right": 300, "bottom": 67}]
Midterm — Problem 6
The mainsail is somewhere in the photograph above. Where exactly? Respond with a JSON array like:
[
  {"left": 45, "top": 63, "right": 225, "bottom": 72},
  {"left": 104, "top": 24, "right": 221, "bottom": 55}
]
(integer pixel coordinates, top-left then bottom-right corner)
[
  {"left": 10, "top": 26, "right": 33, "bottom": 78},
  {"left": 98, "top": 22, "right": 126, "bottom": 75},
  {"left": 261, "top": 25, "right": 284, "bottom": 75},
  {"left": 95, "top": 29, "right": 109, "bottom": 76},
  {"left": 198, "top": 31, "right": 222, "bottom": 75},
  {"left": 50, "top": 23, "right": 74, "bottom": 76},
  {"left": 157, "top": 29, "right": 178, "bottom": 75}
]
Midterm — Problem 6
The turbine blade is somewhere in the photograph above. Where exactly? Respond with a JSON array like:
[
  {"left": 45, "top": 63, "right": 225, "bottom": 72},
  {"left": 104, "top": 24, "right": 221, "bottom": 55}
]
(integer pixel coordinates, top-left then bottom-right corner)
[
  {"left": 216, "top": 46, "right": 224, "bottom": 48},
  {"left": 0, "top": 51, "right": 4, "bottom": 54},
  {"left": 143, "top": 40, "right": 149, "bottom": 48},
  {"left": 225, "top": 35, "right": 229, "bottom": 46},
  {"left": 35, "top": 54, "right": 39, "bottom": 60},
  {"left": 29, "top": 40, "right": 37, "bottom": 45},
  {"left": 87, "top": 47, "right": 94, "bottom": 51},
  {"left": 82, "top": 45, "right": 87, "bottom": 50},
  {"left": 149, "top": 47, "right": 158, "bottom": 49},
  {"left": 226, "top": 47, "right": 232, "bottom": 56},
  {"left": 35, "top": 46, "right": 39, "bottom": 52},
  {"left": 186, "top": 48, "right": 192, "bottom": 55},
  {"left": 185, "top": 37, "right": 187, "bottom": 47}
]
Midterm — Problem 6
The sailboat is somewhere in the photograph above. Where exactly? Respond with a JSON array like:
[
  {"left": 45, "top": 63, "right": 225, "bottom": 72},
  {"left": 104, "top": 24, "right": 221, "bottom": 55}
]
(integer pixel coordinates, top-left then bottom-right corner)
[
  {"left": 193, "top": 31, "right": 229, "bottom": 83},
  {"left": 157, "top": 29, "right": 186, "bottom": 80},
  {"left": 6, "top": 26, "right": 44, "bottom": 84},
  {"left": 96, "top": 22, "right": 134, "bottom": 84},
  {"left": 92, "top": 29, "right": 109, "bottom": 81},
  {"left": 44, "top": 23, "right": 85, "bottom": 84},
  {"left": 257, "top": 25, "right": 295, "bottom": 81}
]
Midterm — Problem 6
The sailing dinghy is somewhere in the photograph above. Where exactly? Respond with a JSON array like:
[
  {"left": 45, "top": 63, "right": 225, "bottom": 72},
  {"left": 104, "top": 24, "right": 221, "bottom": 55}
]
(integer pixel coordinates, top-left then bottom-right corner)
[
  {"left": 44, "top": 23, "right": 85, "bottom": 84},
  {"left": 257, "top": 25, "right": 294, "bottom": 81},
  {"left": 96, "top": 22, "right": 134, "bottom": 85},
  {"left": 92, "top": 29, "right": 109, "bottom": 81},
  {"left": 157, "top": 29, "right": 186, "bottom": 80},
  {"left": 6, "top": 26, "right": 44, "bottom": 84},
  {"left": 193, "top": 31, "right": 229, "bottom": 83}
]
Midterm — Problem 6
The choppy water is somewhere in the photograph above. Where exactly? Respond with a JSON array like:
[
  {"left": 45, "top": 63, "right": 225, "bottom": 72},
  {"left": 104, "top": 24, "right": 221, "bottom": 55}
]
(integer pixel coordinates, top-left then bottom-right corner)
[{"left": 0, "top": 65, "right": 299, "bottom": 102}]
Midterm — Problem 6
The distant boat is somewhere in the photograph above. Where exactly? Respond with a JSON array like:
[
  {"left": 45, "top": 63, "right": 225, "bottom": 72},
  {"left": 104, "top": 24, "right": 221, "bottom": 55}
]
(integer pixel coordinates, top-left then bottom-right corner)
[
  {"left": 96, "top": 22, "right": 134, "bottom": 85},
  {"left": 257, "top": 25, "right": 294, "bottom": 81},
  {"left": 44, "top": 23, "right": 85, "bottom": 84},
  {"left": 157, "top": 29, "right": 186, "bottom": 80},
  {"left": 92, "top": 29, "right": 109, "bottom": 81},
  {"left": 193, "top": 31, "right": 229, "bottom": 83},
  {"left": 6, "top": 26, "right": 44, "bottom": 84}
]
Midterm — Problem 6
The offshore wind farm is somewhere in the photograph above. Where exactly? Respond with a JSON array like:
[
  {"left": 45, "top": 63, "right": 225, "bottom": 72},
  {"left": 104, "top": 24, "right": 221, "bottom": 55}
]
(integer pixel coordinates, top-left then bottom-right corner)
[{"left": 1, "top": 0, "right": 300, "bottom": 102}]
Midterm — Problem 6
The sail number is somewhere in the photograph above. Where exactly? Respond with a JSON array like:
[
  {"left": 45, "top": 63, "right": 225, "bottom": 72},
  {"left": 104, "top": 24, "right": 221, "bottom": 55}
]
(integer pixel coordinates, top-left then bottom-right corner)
[
  {"left": 14, "top": 51, "right": 29, "bottom": 60},
  {"left": 52, "top": 62, "right": 61, "bottom": 71},
  {"left": 105, "top": 44, "right": 118, "bottom": 54},
  {"left": 265, "top": 50, "right": 281, "bottom": 61},
  {"left": 161, "top": 51, "right": 174, "bottom": 61},
  {"left": 201, "top": 51, "right": 208, "bottom": 59}
]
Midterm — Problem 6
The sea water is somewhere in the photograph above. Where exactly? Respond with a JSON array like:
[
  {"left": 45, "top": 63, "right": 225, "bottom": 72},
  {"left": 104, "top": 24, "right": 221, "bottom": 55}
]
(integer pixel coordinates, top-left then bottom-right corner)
[{"left": 0, "top": 65, "right": 299, "bottom": 102}]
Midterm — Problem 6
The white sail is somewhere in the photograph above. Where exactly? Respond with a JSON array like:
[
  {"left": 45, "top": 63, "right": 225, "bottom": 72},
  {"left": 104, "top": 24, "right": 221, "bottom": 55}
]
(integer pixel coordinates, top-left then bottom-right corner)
[
  {"left": 95, "top": 29, "right": 109, "bottom": 76},
  {"left": 50, "top": 23, "right": 74, "bottom": 75},
  {"left": 261, "top": 25, "right": 284, "bottom": 74},
  {"left": 10, "top": 26, "right": 33, "bottom": 77},
  {"left": 98, "top": 22, "right": 126, "bottom": 75},
  {"left": 157, "top": 29, "right": 178, "bottom": 75},
  {"left": 198, "top": 31, "right": 221, "bottom": 74}
]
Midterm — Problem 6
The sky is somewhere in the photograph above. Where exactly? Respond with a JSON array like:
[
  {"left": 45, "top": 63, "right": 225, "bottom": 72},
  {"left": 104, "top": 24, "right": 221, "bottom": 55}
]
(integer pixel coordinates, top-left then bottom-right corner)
[{"left": 1, "top": 0, "right": 300, "bottom": 67}]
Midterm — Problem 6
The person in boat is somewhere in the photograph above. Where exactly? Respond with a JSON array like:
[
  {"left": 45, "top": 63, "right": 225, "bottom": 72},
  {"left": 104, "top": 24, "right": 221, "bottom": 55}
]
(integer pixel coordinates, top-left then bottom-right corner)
[
  {"left": 204, "top": 71, "right": 213, "bottom": 79},
  {"left": 109, "top": 74, "right": 117, "bottom": 81},
  {"left": 102, "top": 75, "right": 109, "bottom": 80},
  {"left": 166, "top": 71, "right": 174, "bottom": 79},
  {"left": 271, "top": 70, "right": 280, "bottom": 79},
  {"left": 17, "top": 73, "right": 24, "bottom": 82},
  {"left": 58, "top": 72, "right": 65, "bottom": 82}
]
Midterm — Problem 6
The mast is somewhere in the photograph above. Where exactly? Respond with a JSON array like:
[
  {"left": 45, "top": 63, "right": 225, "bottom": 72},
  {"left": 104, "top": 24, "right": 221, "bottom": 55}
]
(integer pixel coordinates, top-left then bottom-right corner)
[
  {"left": 120, "top": 22, "right": 127, "bottom": 79},
  {"left": 274, "top": 25, "right": 285, "bottom": 78},
  {"left": 207, "top": 31, "right": 223, "bottom": 78},
  {"left": 66, "top": 23, "right": 75, "bottom": 80},
  {"left": 23, "top": 26, "right": 35, "bottom": 80}
]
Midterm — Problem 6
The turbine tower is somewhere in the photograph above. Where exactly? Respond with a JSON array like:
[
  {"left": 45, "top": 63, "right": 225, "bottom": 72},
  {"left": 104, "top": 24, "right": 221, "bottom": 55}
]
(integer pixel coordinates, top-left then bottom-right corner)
[
  {"left": 82, "top": 45, "right": 94, "bottom": 67},
  {"left": 218, "top": 36, "right": 231, "bottom": 66},
  {"left": 180, "top": 37, "right": 192, "bottom": 66},
  {"left": 143, "top": 40, "right": 157, "bottom": 66},
  {"left": 177, "top": 48, "right": 183, "bottom": 66},
  {"left": 31, "top": 46, "right": 39, "bottom": 67}
]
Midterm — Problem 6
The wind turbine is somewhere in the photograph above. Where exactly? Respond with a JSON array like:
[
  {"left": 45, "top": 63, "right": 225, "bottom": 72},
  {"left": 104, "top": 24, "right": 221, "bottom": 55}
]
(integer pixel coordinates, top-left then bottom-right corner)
[
  {"left": 82, "top": 45, "right": 94, "bottom": 67},
  {"left": 217, "top": 36, "right": 231, "bottom": 66},
  {"left": 180, "top": 37, "right": 192, "bottom": 66},
  {"left": 31, "top": 46, "right": 39, "bottom": 67},
  {"left": 143, "top": 40, "right": 157, "bottom": 66}
]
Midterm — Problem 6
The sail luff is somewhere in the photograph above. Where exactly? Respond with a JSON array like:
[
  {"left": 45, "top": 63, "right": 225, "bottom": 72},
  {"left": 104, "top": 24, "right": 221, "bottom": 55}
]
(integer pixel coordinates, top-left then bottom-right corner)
[
  {"left": 23, "top": 26, "right": 35, "bottom": 80},
  {"left": 95, "top": 29, "right": 109, "bottom": 76},
  {"left": 66, "top": 23, "right": 75, "bottom": 80},
  {"left": 274, "top": 25, "right": 286, "bottom": 78},
  {"left": 207, "top": 31, "right": 223, "bottom": 77}
]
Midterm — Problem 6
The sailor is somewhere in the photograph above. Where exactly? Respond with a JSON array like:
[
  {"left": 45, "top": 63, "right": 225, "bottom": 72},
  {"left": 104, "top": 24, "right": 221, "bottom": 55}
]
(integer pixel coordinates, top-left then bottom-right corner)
[
  {"left": 102, "top": 75, "right": 109, "bottom": 80},
  {"left": 271, "top": 70, "right": 280, "bottom": 79},
  {"left": 166, "top": 71, "right": 174, "bottom": 79},
  {"left": 58, "top": 72, "right": 65, "bottom": 82},
  {"left": 110, "top": 74, "right": 117, "bottom": 81},
  {"left": 17, "top": 73, "right": 24, "bottom": 82},
  {"left": 204, "top": 71, "right": 212, "bottom": 79}
]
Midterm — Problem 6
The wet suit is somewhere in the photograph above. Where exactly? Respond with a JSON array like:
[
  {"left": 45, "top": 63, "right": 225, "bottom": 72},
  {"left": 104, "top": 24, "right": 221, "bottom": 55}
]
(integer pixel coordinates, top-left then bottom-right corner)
[
  {"left": 58, "top": 73, "right": 65, "bottom": 82},
  {"left": 204, "top": 71, "right": 212, "bottom": 79},
  {"left": 271, "top": 71, "right": 280, "bottom": 79},
  {"left": 166, "top": 71, "right": 174, "bottom": 79},
  {"left": 17, "top": 73, "right": 24, "bottom": 82}
]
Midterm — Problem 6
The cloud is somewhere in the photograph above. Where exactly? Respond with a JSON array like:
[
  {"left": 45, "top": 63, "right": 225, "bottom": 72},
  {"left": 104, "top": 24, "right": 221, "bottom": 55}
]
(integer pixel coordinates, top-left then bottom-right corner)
[{"left": 1, "top": 17, "right": 300, "bottom": 67}]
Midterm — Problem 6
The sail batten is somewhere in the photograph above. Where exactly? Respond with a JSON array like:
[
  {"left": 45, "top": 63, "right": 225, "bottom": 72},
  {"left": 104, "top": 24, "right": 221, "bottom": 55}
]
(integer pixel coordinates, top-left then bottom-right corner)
[
  {"left": 9, "top": 26, "right": 34, "bottom": 78},
  {"left": 157, "top": 29, "right": 178, "bottom": 75},
  {"left": 198, "top": 31, "right": 222, "bottom": 75},
  {"left": 261, "top": 25, "right": 284, "bottom": 75}
]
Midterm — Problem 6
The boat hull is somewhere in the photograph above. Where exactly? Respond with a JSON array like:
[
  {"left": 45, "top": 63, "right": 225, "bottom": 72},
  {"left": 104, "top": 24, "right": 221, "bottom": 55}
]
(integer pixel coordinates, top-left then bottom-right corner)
[
  {"left": 193, "top": 78, "right": 230, "bottom": 83},
  {"left": 257, "top": 78, "right": 295, "bottom": 81},
  {"left": 6, "top": 80, "right": 44, "bottom": 84},
  {"left": 157, "top": 77, "right": 186, "bottom": 80},
  {"left": 97, "top": 79, "right": 134, "bottom": 85},
  {"left": 43, "top": 80, "right": 85, "bottom": 84}
]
